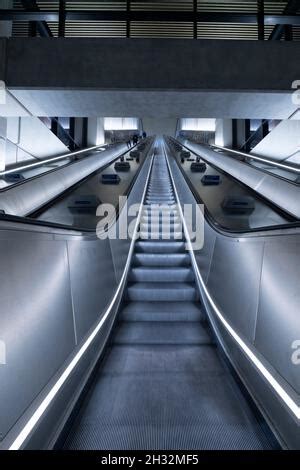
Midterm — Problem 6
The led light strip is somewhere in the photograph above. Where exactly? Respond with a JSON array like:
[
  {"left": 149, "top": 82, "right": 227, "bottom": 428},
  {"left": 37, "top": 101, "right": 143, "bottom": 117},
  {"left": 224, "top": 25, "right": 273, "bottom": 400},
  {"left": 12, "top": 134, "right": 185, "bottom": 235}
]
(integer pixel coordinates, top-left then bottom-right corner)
[
  {"left": 164, "top": 143, "right": 300, "bottom": 421},
  {"left": 210, "top": 144, "right": 300, "bottom": 174},
  {"left": 8, "top": 153, "right": 155, "bottom": 450},
  {"left": 0, "top": 145, "right": 107, "bottom": 177}
]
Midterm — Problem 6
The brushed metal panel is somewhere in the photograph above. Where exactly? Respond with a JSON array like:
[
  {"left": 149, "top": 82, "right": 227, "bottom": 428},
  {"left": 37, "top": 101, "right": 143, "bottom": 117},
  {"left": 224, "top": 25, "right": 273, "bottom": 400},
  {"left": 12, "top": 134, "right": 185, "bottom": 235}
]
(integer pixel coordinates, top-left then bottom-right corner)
[
  {"left": 67, "top": 238, "right": 117, "bottom": 343},
  {"left": 182, "top": 140, "right": 300, "bottom": 219},
  {"left": 0, "top": 238, "right": 75, "bottom": 440},
  {"left": 255, "top": 240, "right": 300, "bottom": 395},
  {"left": 0, "top": 144, "right": 127, "bottom": 216},
  {"left": 203, "top": 300, "right": 300, "bottom": 449},
  {"left": 167, "top": 151, "right": 217, "bottom": 284},
  {"left": 110, "top": 152, "right": 153, "bottom": 282},
  {"left": 206, "top": 236, "right": 264, "bottom": 341},
  {"left": 194, "top": 224, "right": 217, "bottom": 285}
]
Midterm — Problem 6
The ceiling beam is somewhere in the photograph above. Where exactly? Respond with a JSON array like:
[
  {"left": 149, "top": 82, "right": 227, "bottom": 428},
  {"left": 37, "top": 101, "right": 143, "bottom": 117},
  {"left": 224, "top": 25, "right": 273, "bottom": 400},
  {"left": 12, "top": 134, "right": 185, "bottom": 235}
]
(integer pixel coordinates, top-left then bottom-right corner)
[
  {"left": 269, "top": 0, "right": 299, "bottom": 40},
  {"left": 0, "top": 10, "right": 300, "bottom": 25},
  {"left": 20, "top": 0, "right": 53, "bottom": 37}
]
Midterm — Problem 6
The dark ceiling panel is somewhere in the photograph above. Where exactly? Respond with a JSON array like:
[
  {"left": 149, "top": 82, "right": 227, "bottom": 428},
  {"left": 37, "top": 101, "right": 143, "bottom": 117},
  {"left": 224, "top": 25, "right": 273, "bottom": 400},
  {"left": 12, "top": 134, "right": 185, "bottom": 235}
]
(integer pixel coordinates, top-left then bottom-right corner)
[{"left": 10, "top": 1, "right": 299, "bottom": 40}]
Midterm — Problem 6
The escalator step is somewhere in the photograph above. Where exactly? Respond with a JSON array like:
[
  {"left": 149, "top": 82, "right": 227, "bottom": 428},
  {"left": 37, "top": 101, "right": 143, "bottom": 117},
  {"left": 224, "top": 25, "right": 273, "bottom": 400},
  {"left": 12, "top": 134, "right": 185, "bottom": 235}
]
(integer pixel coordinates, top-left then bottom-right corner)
[
  {"left": 135, "top": 241, "right": 186, "bottom": 253},
  {"left": 127, "top": 282, "right": 198, "bottom": 302},
  {"left": 120, "top": 301, "right": 204, "bottom": 322},
  {"left": 113, "top": 322, "right": 211, "bottom": 345},
  {"left": 129, "top": 267, "right": 194, "bottom": 283},
  {"left": 133, "top": 253, "right": 190, "bottom": 267}
]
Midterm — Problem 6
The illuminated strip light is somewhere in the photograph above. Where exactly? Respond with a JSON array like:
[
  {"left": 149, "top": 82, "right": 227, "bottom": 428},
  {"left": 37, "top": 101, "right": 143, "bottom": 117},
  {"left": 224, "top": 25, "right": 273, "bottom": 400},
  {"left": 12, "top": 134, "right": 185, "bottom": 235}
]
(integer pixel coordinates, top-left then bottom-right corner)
[
  {"left": 0, "top": 145, "right": 107, "bottom": 177},
  {"left": 9, "top": 153, "right": 154, "bottom": 450},
  {"left": 211, "top": 144, "right": 300, "bottom": 174},
  {"left": 164, "top": 144, "right": 300, "bottom": 421}
]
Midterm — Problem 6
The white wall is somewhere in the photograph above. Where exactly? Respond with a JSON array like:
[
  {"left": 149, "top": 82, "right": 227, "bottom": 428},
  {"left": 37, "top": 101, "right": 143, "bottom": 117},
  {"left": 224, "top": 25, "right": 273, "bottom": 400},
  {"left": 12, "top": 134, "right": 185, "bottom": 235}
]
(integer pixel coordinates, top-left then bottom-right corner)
[
  {"left": 142, "top": 118, "right": 177, "bottom": 137},
  {"left": 2, "top": 116, "right": 68, "bottom": 166},
  {"left": 180, "top": 118, "right": 216, "bottom": 131},
  {"left": 0, "top": 91, "right": 70, "bottom": 169},
  {"left": 19, "top": 117, "right": 68, "bottom": 158},
  {"left": 251, "top": 118, "right": 300, "bottom": 163}
]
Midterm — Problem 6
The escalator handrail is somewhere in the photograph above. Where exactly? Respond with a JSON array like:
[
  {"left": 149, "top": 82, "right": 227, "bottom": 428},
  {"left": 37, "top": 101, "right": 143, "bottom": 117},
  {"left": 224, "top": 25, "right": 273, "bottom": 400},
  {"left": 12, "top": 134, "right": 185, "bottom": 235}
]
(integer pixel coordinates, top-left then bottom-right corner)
[
  {"left": 209, "top": 143, "right": 300, "bottom": 176},
  {"left": 0, "top": 144, "right": 108, "bottom": 178},
  {"left": 0, "top": 142, "right": 138, "bottom": 194}
]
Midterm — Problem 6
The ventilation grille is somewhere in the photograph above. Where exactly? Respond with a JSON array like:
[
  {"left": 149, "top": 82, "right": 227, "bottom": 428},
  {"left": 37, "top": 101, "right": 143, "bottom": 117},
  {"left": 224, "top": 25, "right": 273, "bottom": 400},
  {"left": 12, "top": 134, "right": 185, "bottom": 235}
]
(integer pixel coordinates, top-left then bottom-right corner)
[{"left": 11, "top": 1, "right": 300, "bottom": 40}]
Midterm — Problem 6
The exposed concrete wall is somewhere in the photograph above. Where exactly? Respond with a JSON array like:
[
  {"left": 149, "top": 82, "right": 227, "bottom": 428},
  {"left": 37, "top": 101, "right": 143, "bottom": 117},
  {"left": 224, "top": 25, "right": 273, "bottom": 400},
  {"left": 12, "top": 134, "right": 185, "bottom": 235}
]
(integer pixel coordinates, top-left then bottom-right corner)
[
  {"left": 2, "top": 38, "right": 300, "bottom": 92},
  {"left": 215, "top": 119, "right": 233, "bottom": 147},
  {"left": 9, "top": 89, "right": 297, "bottom": 120},
  {"left": 0, "top": 38, "right": 299, "bottom": 119},
  {"left": 251, "top": 118, "right": 300, "bottom": 164},
  {"left": 142, "top": 118, "right": 177, "bottom": 137}
]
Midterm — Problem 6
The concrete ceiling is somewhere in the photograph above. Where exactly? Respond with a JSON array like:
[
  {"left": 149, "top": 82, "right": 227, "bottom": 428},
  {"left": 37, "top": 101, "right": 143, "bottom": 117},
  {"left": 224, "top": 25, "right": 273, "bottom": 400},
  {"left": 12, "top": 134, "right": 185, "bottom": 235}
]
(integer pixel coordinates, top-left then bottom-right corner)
[{"left": 8, "top": 88, "right": 298, "bottom": 119}]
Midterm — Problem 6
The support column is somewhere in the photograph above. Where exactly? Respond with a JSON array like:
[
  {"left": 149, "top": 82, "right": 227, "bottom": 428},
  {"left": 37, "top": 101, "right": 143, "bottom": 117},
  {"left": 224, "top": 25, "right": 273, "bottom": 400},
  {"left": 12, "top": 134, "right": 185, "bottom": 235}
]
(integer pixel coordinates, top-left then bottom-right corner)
[
  {"left": 243, "top": 119, "right": 251, "bottom": 152},
  {"left": 126, "top": 0, "right": 131, "bottom": 38},
  {"left": 0, "top": 1, "right": 13, "bottom": 37},
  {"left": 58, "top": 0, "right": 66, "bottom": 38},
  {"left": 0, "top": 117, "right": 7, "bottom": 171},
  {"left": 236, "top": 120, "right": 246, "bottom": 149},
  {"left": 257, "top": 0, "right": 265, "bottom": 41},
  {"left": 215, "top": 119, "right": 233, "bottom": 147},
  {"left": 87, "top": 117, "right": 105, "bottom": 146},
  {"left": 193, "top": 0, "right": 197, "bottom": 39},
  {"left": 74, "top": 118, "right": 83, "bottom": 147}
]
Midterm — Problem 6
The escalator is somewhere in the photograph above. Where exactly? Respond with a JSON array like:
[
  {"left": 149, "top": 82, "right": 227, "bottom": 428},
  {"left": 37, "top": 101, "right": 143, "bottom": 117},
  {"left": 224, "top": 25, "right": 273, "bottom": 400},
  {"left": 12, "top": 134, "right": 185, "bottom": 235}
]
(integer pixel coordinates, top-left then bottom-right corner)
[
  {"left": 1, "top": 137, "right": 298, "bottom": 450},
  {"left": 62, "top": 145, "right": 276, "bottom": 450}
]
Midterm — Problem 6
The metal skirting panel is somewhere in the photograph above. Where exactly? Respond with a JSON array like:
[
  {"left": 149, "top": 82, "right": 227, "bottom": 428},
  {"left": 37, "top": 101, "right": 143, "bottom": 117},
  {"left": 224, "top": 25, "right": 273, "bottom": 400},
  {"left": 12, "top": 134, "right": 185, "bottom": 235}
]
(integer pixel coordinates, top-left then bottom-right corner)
[
  {"left": 206, "top": 236, "right": 264, "bottom": 342},
  {"left": 0, "top": 236, "right": 76, "bottom": 440},
  {"left": 67, "top": 238, "right": 118, "bottom": 343},
  {"left": 255, "top": 240, "right": 300, "bottom": 395}
]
